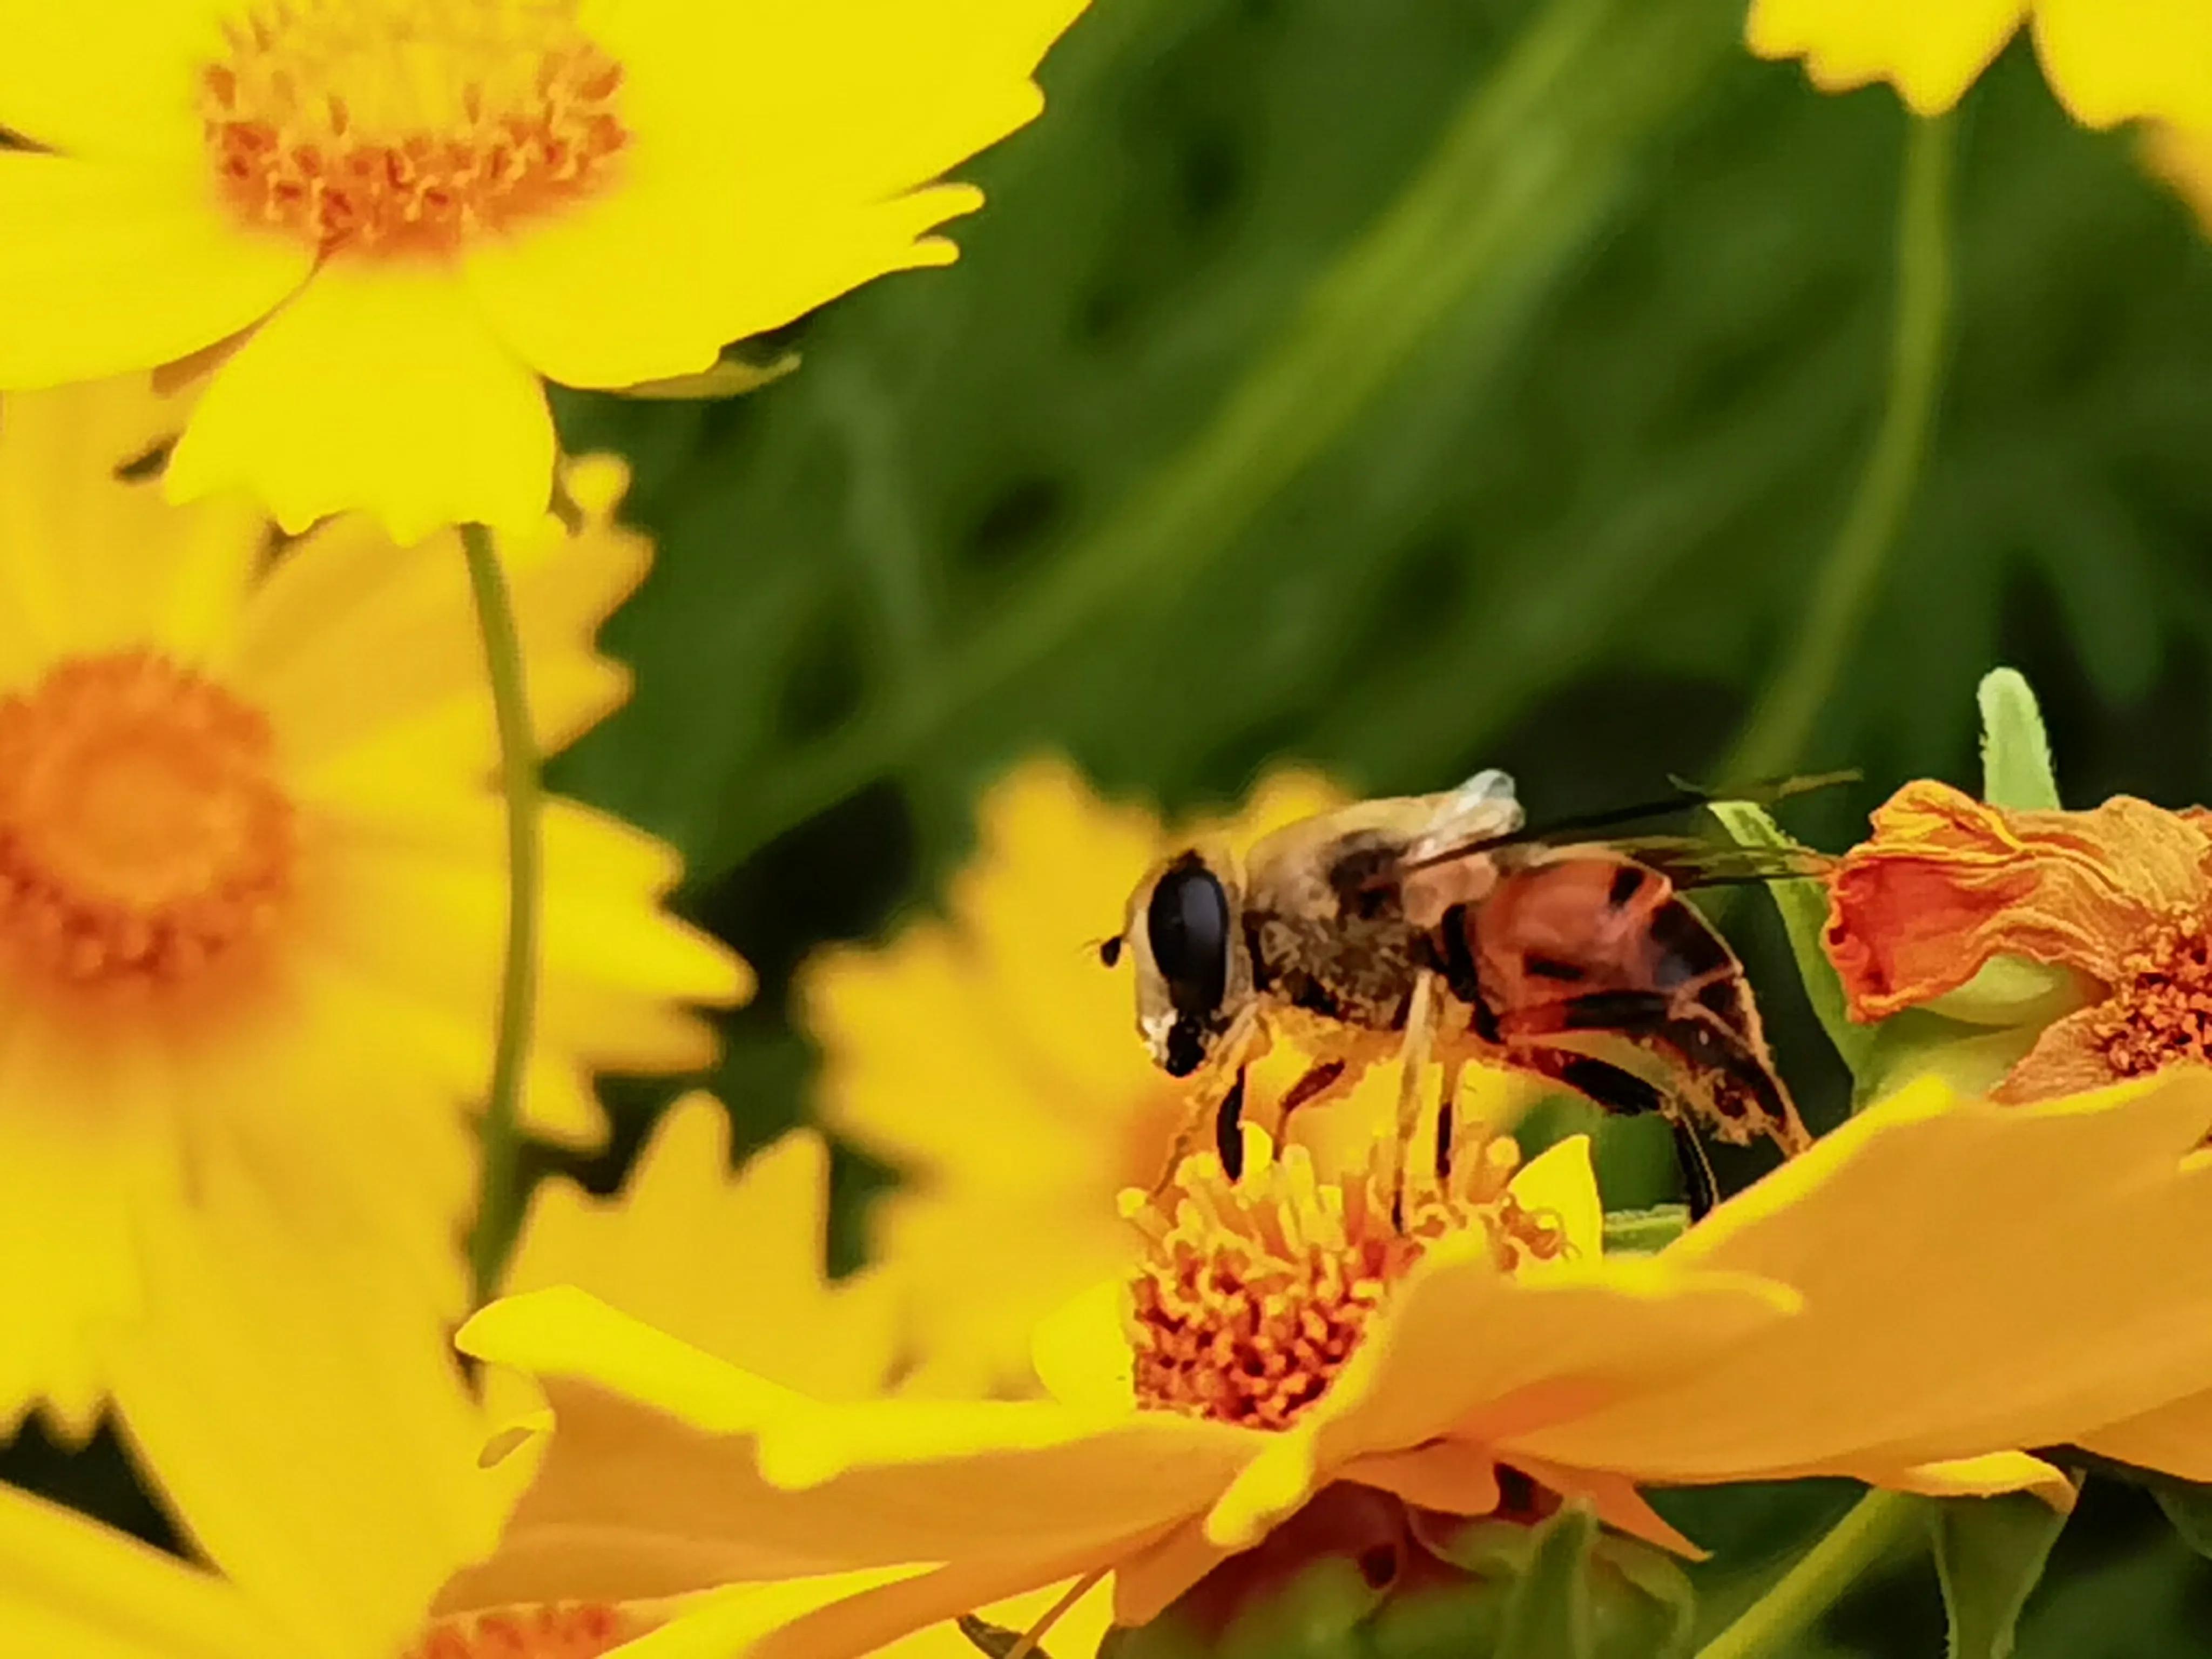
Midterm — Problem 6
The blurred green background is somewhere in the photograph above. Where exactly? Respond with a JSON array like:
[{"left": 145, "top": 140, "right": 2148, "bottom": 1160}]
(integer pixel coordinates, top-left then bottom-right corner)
[{"left": 25, "top": 0, "right": 2212, "bottom": 1650}]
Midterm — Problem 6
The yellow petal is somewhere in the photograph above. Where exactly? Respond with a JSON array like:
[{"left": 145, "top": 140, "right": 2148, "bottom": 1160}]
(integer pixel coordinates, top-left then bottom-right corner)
[
  {"left": 1508, "top": 1069, "right": 2212, "bottom": 1483},
  {"left": 441, "top": 1363, "right": 1246, "bottom": 1610},
  {"left": 0, "top": 0, "right": 225, "bottom": 159},
  {"left": 106, "top": 1158, "right": 501, "bottom": 1659},
  {"left": 1285, "top": 1234, "right": 1793, "bottom": 1536},
  {"left": 166, "top": 264, "right": 552, "bottom": 539},
  {"left": 1030, "top": 1282, "right": 1137, "bottom": 1414},
  {"left": 1506, "top": 1134, "right": 1602, "bottom": 1262},
  {"left": 1745, "top": 0, "right": 2027, "bottom": 114},
  {"left": 461, "top": 1289, "right": 805, "bottom": 1436},
  {"left": 0, "top": 154, "right": 308, "bottom": 387},
  {"left": 238, "top": 464, "right": 650, "bottom": 780},
  {"left": 2033, "top": 0, "right": 2212, "bottom": 129},
  {"left": 466, "top": 0, "right": 1085, "bottom": 388},
  {"left": 2076, "top": 1388, "right": 2212, "bottom": 1482},
  {"left": 0, "top": 378, "right": 265, "bottom": 671},
  {"left": 0, "top": 1480, "right": 285, "bottom": 1659},
  {"left": 747, "top": 1548, "right": 1132, "bottom": 1659},
  {"left": 1892, "top": 1452, "right": 2076, "bottom": 1508},
  {"left": 594, "top": 1570, "right": 943, "bottom": 1659},
  {"left": 502, "top": 1103, "right": 898, "bottom": 1403}
]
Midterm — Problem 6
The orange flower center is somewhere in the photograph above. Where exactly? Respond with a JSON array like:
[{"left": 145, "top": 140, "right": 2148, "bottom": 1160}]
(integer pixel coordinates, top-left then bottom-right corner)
[
  {"left": 0, "top": 652, "right": 295, "bottom": 993},
  {"left": 2090, "top": 914, "right": 2212, "bottom": 1078},
  {"left": 202, "top": 0, "right": 629, "bottom": 257},
  {"left": 408, "top": 1604, "right": 636, "bottom": 1659},
  {"left": 1128, "top": 1137, "right": 1564, "bottom": 1430}
]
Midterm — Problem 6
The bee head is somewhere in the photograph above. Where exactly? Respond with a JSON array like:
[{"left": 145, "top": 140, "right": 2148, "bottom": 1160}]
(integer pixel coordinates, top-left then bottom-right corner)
[{"left": 1115, "top": 847, "right": 1250, "bottom": 1078}]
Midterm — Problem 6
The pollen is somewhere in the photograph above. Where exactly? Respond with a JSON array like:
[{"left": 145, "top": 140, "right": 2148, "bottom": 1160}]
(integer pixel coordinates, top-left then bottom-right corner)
[
  {"left": 408, "top": 1604, "right": 637, "bottom": 1659},
  {"left": 201, "top": 0, "right": 629, "bottom": 257},
  {"left": 2089, "top": 913, "right": 2212, "bottom": 1078},
  {"left": 0, "top": 653, "right": 295, "bottom": 993},
  {"left": 1128, "top": 1134, "right": 1566, "bottom": 1431}
]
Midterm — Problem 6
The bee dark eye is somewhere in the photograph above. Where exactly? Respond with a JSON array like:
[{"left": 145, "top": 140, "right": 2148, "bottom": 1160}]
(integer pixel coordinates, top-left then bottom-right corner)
[
  {"left": 1098, "top": 936, "right": 1123, "bottom": 968},
  {"left": 1147, "top": 855, "right": 1230, "bottom": 1023}
]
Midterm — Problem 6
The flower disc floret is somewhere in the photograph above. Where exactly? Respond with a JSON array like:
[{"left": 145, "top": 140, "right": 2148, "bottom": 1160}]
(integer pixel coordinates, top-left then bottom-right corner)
[
  {"left": 0, "top": 650, "right": 293, "bottom": 992},
  {"left": 1128, "top": 1136, "right": 1566, "bottom": 1431},
  {"left": 409, "top": 1603, "right": 638, "bottom": 1659},
  {"left": 2090, "top": 914, "right": 2212, "bottom": 1077},
  {"left": 204, "top": 0, "right": 629, "bottom": 257}
]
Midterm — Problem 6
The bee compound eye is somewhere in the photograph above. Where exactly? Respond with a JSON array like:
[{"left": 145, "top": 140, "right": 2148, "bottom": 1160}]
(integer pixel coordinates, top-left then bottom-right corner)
[{"left": 1146, "top": 855, "right": 1231, "bottom": 1023}]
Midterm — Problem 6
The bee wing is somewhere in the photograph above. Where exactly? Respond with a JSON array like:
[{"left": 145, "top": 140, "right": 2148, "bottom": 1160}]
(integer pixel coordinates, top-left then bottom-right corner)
[
  {"left": 1559, "top": 834, "right": 1833, "bottom": 890},
  {"left": 1393, "top": 771, "right": 1854, "bottom": 881}
]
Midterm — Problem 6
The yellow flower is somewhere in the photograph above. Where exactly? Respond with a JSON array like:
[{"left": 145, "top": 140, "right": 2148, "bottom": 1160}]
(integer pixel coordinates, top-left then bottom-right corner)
[
  {"left": 1746, "top": 0, "right": 2212, "bottom": 126},
  {"left": 460, "top": 1065, "right": 2212, "bottom": 1655},
  {"left": 444, "top": 1090, "right": 1116, "bottom": 1658},
  {"left": 0, "top": 376, "right": 745, "bottom": 1440},
  {"left": 800, "top": 756, "right": 1349, "bottom": 1397},
  {"left": 0, "top": 1091, "right": 979, "bottom": 1659},
  {"left": 0, "top": 0, "right": 1090, "bottom": 539}
]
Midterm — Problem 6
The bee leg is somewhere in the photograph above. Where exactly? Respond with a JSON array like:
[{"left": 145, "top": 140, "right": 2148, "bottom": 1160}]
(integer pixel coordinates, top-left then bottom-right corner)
[
  {"left": 1434, "top": 1058, "right": 1465, "bottom": 1178},
  {"left": 1215, "top": 1066, "right": 1250, "bottom": 1178},
  {"left": 1392, "top": 970, "right": 1440, "bottom": 1220},
  {"left": 1149, "top": 1013, "right": 1271, "bottom": 1195},
  {"left": 1508, "top": 1042, "right": 1726, "bottom": 1215},
  {"left": 1671, "top": 1115, "right": 1719, "bottom": 1220},
  {"left": 1273, "top": 1057, "right": 1358, "bottom": 1149}
]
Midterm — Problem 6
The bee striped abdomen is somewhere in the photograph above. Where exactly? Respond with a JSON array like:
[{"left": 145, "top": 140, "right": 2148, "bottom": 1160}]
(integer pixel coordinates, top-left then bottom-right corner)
[{"left": 1449, "top": 853, "right": 1809, "bottom": 1156}]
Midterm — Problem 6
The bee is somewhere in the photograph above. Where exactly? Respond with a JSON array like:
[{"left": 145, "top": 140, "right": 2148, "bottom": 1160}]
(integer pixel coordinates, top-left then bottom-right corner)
[{"left": 1101, "top": 770, "right": 1835, "bottom": 1215}]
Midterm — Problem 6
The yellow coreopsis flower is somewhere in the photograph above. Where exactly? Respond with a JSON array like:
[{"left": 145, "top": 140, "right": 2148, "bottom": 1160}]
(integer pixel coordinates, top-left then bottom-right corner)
[
  {"left": 0, "top": 0, "right": 1091, "bottom": 539},
  {"left": 800, "top": 756, "right": 1355, "bottom": 1397},
  {"left": 461, "top": 1066, "right": 2212, "bottom": 1656},
  {"left": 1747, "top": 0, "right": 2212, "bottom": 126},
  {"left": 0, "top": 1092, "right": 996, "bottom": 1659},
  {"left": 440, "top": 1090, "right": 1118, "bottom": 1656},
  {"left": 0, "top": 376, "right": 745, "bottom": 1440}
]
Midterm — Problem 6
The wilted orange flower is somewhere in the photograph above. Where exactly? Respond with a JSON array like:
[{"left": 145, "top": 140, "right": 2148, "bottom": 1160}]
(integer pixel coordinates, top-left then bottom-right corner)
[
  {"left": 1824, "top": 779, "right": 2212, "bottom": 1101},
  {"left": 460, "top": 1066, "right": 2212, "bottom": 1656},
  {"left": 0, "top": 0, "right": 1090, "bottom": 538}
]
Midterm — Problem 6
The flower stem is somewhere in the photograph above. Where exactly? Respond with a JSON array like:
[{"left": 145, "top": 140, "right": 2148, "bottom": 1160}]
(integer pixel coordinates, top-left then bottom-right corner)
[
  {"left": 461, "top": 522, "right": 542, "bottom": 1304},
  {"left": 1724, "top": 109, "right": 1958, "bottom": 782},
  {"left": 1694, "top": 1489, "right": 1925, "bottom": 1659}
]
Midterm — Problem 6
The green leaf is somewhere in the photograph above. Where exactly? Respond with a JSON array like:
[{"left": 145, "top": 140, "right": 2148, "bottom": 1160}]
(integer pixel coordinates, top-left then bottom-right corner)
[
  {"left": 1588, "top": 1534, "right": 1697, "bottom": 1659},
  {"left": 1933, "top": 1493, "right": 2071, "bottom": 1659},
  {"left": 1709, "top": 800, "right": 1873, "bottom": 1081},
  {"left": 1977, "top": 668, "right": 2061, "bottom": 811},
  {"left": 1602, "top": 1204, "right": 1691, "bottom": 1255},
  {"left": 1217, "top": 1559, "right": 1390, "bottom": 1659},
  {"left": 1495, "top": 1502, "right": 1600, "bottom": 1659},
  {"left": 2152, "top": 1484, "right": 2212, "bottom": 1559}
]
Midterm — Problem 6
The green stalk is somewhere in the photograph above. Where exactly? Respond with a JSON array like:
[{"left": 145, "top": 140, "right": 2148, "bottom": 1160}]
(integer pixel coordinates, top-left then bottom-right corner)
[
  {"left": 1724, "top": 110, "right": 1958, "bottom": 781},
  {"left": 703, "top": 0, "right": 1740, "bottom": 878},
  {"left": 461, "top": 522, "right": 543, "bottom": 1303},
  {"left": 1696, "top": 1490, "right": 1925, "bottom": 1659}
]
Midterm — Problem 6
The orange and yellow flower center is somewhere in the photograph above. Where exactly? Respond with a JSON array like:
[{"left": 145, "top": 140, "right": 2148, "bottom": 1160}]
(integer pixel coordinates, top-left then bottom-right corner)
[
  {"left": 202, "top": 0, "right": 629, "bottom": 257},
  {"left": 0, "top": 652, "right": 295, "bottom": 992},
  {"left": 408, "top": 1604, "right": 637, "bottom": 1659},
  {"left": 2090, "top": 913, "right": 2212, "bottom": 1078},
  {"left": 1129, "top": 1138, "right": 1564, "bottom": 1430}
]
